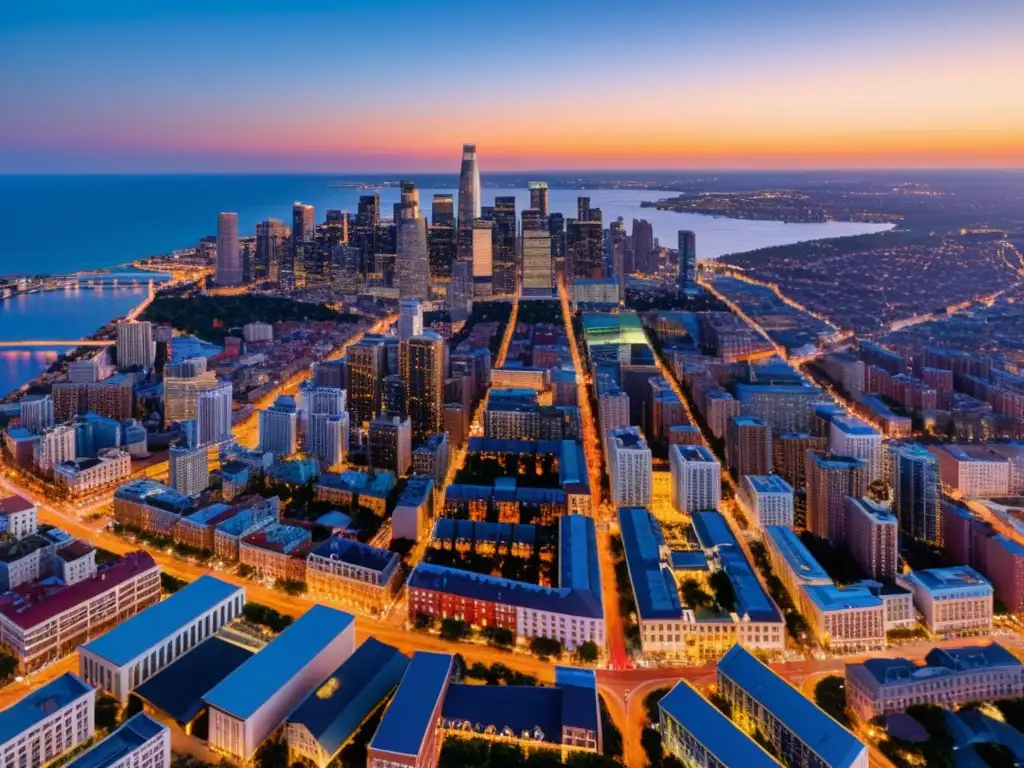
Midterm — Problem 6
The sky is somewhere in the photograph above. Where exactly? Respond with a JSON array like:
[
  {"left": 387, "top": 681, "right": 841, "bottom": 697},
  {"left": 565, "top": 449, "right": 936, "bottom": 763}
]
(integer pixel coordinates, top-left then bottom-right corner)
[{"left": 1, "top": 0, "right": 1022, "bottom": 173}]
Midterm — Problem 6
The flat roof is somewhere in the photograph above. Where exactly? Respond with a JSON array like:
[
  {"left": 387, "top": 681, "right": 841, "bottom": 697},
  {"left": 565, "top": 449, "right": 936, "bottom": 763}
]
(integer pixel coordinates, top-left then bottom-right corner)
[
  {"left": 82, "top": 575, "right": 243, "bottom": 667},
  {"left": 659, "top": 680, "right": 781, "bottom": 767},
  {"left": 694, "top": 512, "right": 780, "bottom": 622},
  {"left": 804, "top": 583, "right": 882, "bottom": 612},
  {"left": 0, "top": 673, "right": 92, "bottom": 745},
  {"left": 0, "top": 495, "right": 34, "bottom": 516},
  {"left": 745, "top": 475, "right": 793, "bottom": 495},
  {"left": 67, "top": 713, "right": 166, "bottom": 768},
  {"left": 442, "top": 684, "right": 578, "bottom": 746},
  {"left": 370, "top": 651, "right": 452, "bottom": 757},
  {"left": 904, "top": 566, "right": 993, "bottom": 594},
  {"left": 618, "top": 507, "right": 683, "bottom": 621},
  {"left": 311, "top": 537, "right": 397, "bottom": 574},
  {"left": 763, "top": 526, "right": 831, "bottom": 584},
  {"left": 288, "top": 638, "right": 409, "bottom": 759},
  {"left": 807, "top": 451, "right": 867, "bottom": 471},
  {"left": 830, "top": 414, "right": 880, "bottom": 437},
  {"left": 672, "top": 444, "right": 717, "bottom": 463},
  {"left": 133, "top": 637, "right": 253, "bottom": 724},
  {"left": 203, "top": 605, "right": 355, "bottom": 721},
  {"left": 670, "top": 550, "right": 709, "bottom": 571},
  {"left": 559, "top": 515, "right": 601, "bottom": 596},
  {"left": 718, "top": 645, "right": 866, "bottom": 768}
]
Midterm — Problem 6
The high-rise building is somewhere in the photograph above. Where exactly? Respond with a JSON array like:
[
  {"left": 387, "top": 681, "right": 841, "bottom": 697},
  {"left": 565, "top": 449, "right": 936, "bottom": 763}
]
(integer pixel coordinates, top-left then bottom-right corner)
[
  {"left": 36, "top": 423, "right": 76, "bottom": 473},
  {"left": 727, "top": 415, "right": 773, "bottom": 477},
  {"left": 369, "top": 415, "right": 412, "bottom": 475},
  {"left": 845, "top": 496, "right": 898, "bottom": 580},
  {"left": 471, "top": 219, "right": 493, "bottom": 296},
  {"left": 308, "top": 413, "right": 349, "bottom": 469},
  {"left": 216, "top": 212, "right": 242, "bottom": 285},
  {"left": 734, "top": 382, "right": 823, "bottom": 435},
  {"left": 528, "top": 181, "right": 549, "bottom": 217},
  {"left": 521, "top": 222, "right": 553, "bottom": 297},
  {"left": 548, "top": 213, "right": 566, "bottom": 275},
  {"left": 670, "top": 444, "right": 721, "bottom": 514},
  {"left": 740, "top": 475, "right": 795, "bottom": 528},
  {"left": 491, "top": 196, "right": 517, "bottom": 295},
  {"left": 457, "top": 143, "right": 481, "bottom": 227},
  {"left": 19, "top": 394, "right": 54, "bottom": 434},
  {"left": 292, "top": 202, "right": 315, "bottom": 241},
  {"left": 806, "top": 451, "right": 869, "bottom": 543},
  {"left": 346, "top": 338, "right": 387, "bottom": 427},
  {"left": 255, "top": 218, "right": 288, "bottom": 282},
  {"left": 566, "top": 218, "right": 604, "bottom": 279},
  {"left": 163, "top": 371, "right": 218, "bottom": 424},
  {"left": 401, "top": 332, "right": 445, "bottom": 441},
  {"left": 431, "top": 194, "right": 455, "bottom": 228},
  {"left": 607, "top": 426, "right": 653, "bottom": 508},
  {"left": 396, "top": 182, "right": 430, "bottom": 301},
  {"left": 609, "top": 218, "right": 627, "bottom": 300},
  {"left": 169, "top": 444, "right": 210, "bottom": 497},
  {"left": 398, "top": 299, "right": 424, "bottom": 340},
  {"left": 116, "top": 321, "right": 155, "bottom": 369},
  {"left": 304, "top": 386, "right": 346, "bottom": 418},
  {"left": 330, "top": 245, "right": 361, "bottom": 296},
  {"left": 678, "top": 230, "right": 696, "bottom": 293},
  {"left": 828, "top": 414, "right": 883, "bottom": 483},
  {"left": 427, "top": 224, "right": 456, "bottom": 293},
  {"left": 889, "top": 442, "right": 942, "bottom": 545},
  {"left": 356, "top": 194, "right": 380, "bottom": 228},
  {"left": 631, "top": 219, "right": 654, "bottom": 274},
  {"left": 313, "top": 360, "right": 345, "bottom": 390},
  {"left": 258, "top": 395, "right": 298, "bottom": 457},
  {"left": 196, "top": 381, "right": 233, "bottom": 446}
]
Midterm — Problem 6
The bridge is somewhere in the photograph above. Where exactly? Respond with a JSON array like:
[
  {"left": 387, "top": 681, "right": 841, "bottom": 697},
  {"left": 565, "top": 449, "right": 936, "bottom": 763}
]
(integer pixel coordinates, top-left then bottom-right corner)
[{"left": 0, "top": 340, "right": 114, "bottom": 348}]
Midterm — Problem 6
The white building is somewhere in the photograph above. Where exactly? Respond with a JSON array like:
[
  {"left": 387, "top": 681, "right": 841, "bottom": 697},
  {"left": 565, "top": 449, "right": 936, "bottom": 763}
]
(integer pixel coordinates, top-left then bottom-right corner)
[
  {"left": 196, "top": 382, "right": 233, "bottom": 447},
  {"left": 79, "top": 575, "right": 244, "bottom": 702},
  {"left": 740, "top": 474, "right": 794, "bottom": 528},
  {"left": 829, "top": 414, "right": 884, "bottom": 483},
  {"left": 307, "top": 413, "right": 348, "bottom": 469},
  {"left": 0, "top": 495, "right": 38, "bottom": 539},
  {"left": 597, "top": 391, "right": 630, "bottom": 441},
  {"left": 242, "top": 322, "right": 274, "bottom": 343},
  {"left": 18, "top": 395, "right": 54, "bottom": 434},
  {"left": 845, "top": 496, "right": 898, "bottom": 580},
  {"left": 35, "top": 423, "right": 76, "bottom": 473},
  {"left": 898, "top": 566, "right": 994, "bottom": 635},
  {"left": 303, "top": 386, "right": 346, "bottom": 418},
  {"left": 258, "top": 396, "right": 298, "bottom": 458},
  {"left": 168, "top": 444, "right": 210, "bottom": 497},
  {"left": 607, "top": 426, "right": 652, "bottom": 508},
  {"left": 398, "top": 299, "right": 424, "bottom": 340},
  {"left": 53, "top": 450, "right": 132, "bottom": 495},
  {"left": 933, "top": 444, "right": 1011, "bottom": 499},
  {"left": 669, "top": 444, "right": 721, "bottom": 515},
  {"left": 116, "top": 321, "right": 155, "bottom": 369},
  {"left": 216, "top": 212, "right": 242, "bottom": 286},
  {"left": 67, "top": 714, "right": 169, "bottom": 768},
  {"left": 0, "top": 673, "right": 95, "bottom": 768},
  {"left": 204, "top": 606, "right": 356, "bottom": 762}
]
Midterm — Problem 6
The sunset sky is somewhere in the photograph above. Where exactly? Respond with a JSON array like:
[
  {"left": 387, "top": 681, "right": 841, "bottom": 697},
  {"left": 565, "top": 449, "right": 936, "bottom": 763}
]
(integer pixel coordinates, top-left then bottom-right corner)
[{"left": 2, "top": 0, "right": 1022, "bottom": 172}]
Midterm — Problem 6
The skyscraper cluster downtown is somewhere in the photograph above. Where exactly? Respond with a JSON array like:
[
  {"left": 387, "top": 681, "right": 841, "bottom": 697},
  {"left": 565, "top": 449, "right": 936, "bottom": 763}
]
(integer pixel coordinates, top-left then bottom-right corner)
[{"left": 213, "top": 143, "right": 699, "bottom": 307}]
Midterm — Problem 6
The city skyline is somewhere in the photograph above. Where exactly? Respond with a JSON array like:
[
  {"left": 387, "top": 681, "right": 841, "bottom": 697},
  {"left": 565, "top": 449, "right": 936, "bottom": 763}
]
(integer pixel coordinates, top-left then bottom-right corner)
[{"left": 2, "top": 1, "right": 1022, "bottom": 172}]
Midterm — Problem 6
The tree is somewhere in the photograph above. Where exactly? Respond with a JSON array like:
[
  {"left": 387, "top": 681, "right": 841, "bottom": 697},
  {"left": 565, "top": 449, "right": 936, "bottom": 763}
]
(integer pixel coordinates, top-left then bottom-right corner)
[
  {"left": 708, "top": 570, "right": 736, "bottom": 612},
  {"left": 413, "top": 612, "right": 436, "bottom": 630},
  {"left": 708, "top": 692, "right": 732, "bottom": 718},
  {"left": 640, "top": 728, "right": 665, "bottom": 767},
  {"left": 161, "top": 573, "right": 187, "bottom": 594},
  {"left": 437, "top": 737, "right": 489, "bottom": 768},
  {"left": 814, "top": 676, "right": 850, "bottom": 727},
  {"left": 120, "top": 695, "right": 143, "bottom": 723},
  {"left": 253, "top": 739, "right": 288, "bottom": 768},
  {"left": 599, "top": 695, "right": 623, "bottom": 760},
  {"left": 439, "top": 618, "right": 471, "bottom": 641},
  {"left": 481, "top": 625, "right": 515, "bottom": 649},
  {"left": 529, "top": 636, "right": 563, "bottom": 659},
  {"left": 0, "top": 652, "right": 17, "bottom": 683},
  {"left": 644, "top": 688, "right": 670, "bottom": 724},
  {"left": 94, "top": 695, "right": 120, "bottom": 733},
  {"left": 681, "top": 579, "right": 713, "bottom": 608},
  {"left": 576, "top": 640, "right": 599, "bottom": 664}
]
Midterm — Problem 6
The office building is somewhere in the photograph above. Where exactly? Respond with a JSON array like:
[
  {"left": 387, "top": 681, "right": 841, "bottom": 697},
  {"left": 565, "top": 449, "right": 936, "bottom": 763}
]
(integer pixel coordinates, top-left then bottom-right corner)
[
  {"left": 347, "top": 337, "right": 387, "bottom": 427},
  {"left": 678, "top": 230, "right": 696, "bottom": 293},
  {"left": 307, "top": 412, "right": 348, "bottom": 469},
  {"left": 470, "top": 218, "right": 493, "bottom": 296},
  {"left": 18, "top": 395, "right": 53, "bottom": 434},
  {"left": 196, "top": 381, "right": 233, "bottom": 446},
  {"left": 806, "top": 451, "right": 869, "bottom": 543},
  {"left": 204, "top": 605, "right": 355, "bottom": 762},
  {"left": 255, "top": 218, "right": 288, "bottom": 282},
  {"left": 401, "top": 332, "right": 445, "bottom": 441},
  {"left": 53, "top": 450, "right": 131, "bottom": 495},
  {"left": 396, "top": 182, "right": 430, "bottom": 301},
  {"left": 0, "top": 495, "right": 38, "bottom": 540},
  {"left": 489, "top": 195, "right": 517, "bottom": 295},
  {"left": 457, "top": 143, "right": 481, "bottom": 226},
  {"left": 845, "top": 497, "right": 898, "bottom": 580},
  {"left": 312, "top": 360, "right": 345, "bottom": 391},
  {"left": 258, "top": 395, "right": 298, "bottom": 458},
  {"left": 215, "top": 212, "right": 241, "bottom": 286},
  {"left": 292, "top": 202, "right": 315, "bottom": 242},
  {"left": 734, "top": 382, "right": 823, "bottom": 434},
  {"left": 168, "top": 444, "right": 209, "bottom": 497},
  {"left": 566, "top": 218, "right": 603, "bottom": 279},
  {"left": 163, "top": 371, "right": 218, "bottom": 424},
  {"left": 740, "top": 474, "right": 794, "bottom": 528},
  {"left": 116, "top": 321, "right": 155, "bottom": 369},
  {"left": 528, "top": 180, "right": 549, "bottom": 216},
  {"left": 670, "top": 444, "right": 721, "bottom": 514},
  {"left": 846, "top": 644, "right": 1024, "bottom": 720},
  {"left": 717, "top": 644, "right": 868, "bottom": 768},
  {"left": 79, "top": 575, "right": 244, "bottom": 702},
  {"left": 306, "top": 537, "right": 402, "bottom": 616},
  {"left": 632, "top": 219, "right": 654, "bottom": 273},
  {"left": 0, "top": 674, "right": 95, "bottom": 768},
  {"left": 898, "top": 566, "right": 993, "bottom": 635},
  {"left": 521, "top": 226, "right": 553, "bottom": 296},
  {"left": 302, "top": 386, "right": 345, "bottom": 418},
  {"left": 828, "top": 414, "right": 883, "bottom": 483},
  {"left": 607, "top": 426, "right": 653, "bottom": 508},
  {"left": 65, "top": 714, "right": 168, "bottom": 768},
  {"left": 659, "top": 680, "right": 781, "bottom": 768},
  {"left": 368, "top": 415, "right": 412, "bottom": 475},
  {"left": 727, "top": 415, "right": 773, "bottom": 477},
  {"left": 431, "top": 193, "right": 454, "bottom": 228},
  {"left": 888, "top": 442, "right": 942, "bottom": 544},
  {"left": 35, "top": 423, "right": 76, "bottom": 473},
  {"left": 932, "top": 444, "right": 1011, "bottom": 498},
  {"left": 367, "top": 651, "right": 453, "bottom": 768},
  {"left": 398, "top": 299, "right": 423, "bottom": 340}
]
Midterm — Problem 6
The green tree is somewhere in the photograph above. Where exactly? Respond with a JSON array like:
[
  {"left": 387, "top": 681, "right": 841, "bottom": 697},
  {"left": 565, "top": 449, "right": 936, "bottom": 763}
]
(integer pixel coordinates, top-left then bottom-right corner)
[
  {"left": 576, "top": 640, "right": 599, "bottom": 664},
  {"left": 640, "top": 728, "right": 665, "bottom": 767},
  {"left": 0, "top": 652, "right": 17, "bottom": 683},
  {"left": 599, "top": 695, "right": 624, "bottom": 760},
  {"left": 253, "top": 738, "right": 288, "bottom": 768},
  {"left": 529, "top": 636, "right": 563, "bottom": 659},
  {"left": 708, "top": 570, "right": 736, "bottom": 612},
  {"left": 814, "top": 676, "right": 850, "bottom": 727},
  {"left": 94, "top": 695, "right": 120, "bottom": 733},
  {"left": 439, "top": 618, "right": 471, "bottom": 641},
  {"left": 680, "top": 578, "right": 713, "bottom": 608},
  {"left": 161, "top": 573, "right": 187, "bottom": 594}
]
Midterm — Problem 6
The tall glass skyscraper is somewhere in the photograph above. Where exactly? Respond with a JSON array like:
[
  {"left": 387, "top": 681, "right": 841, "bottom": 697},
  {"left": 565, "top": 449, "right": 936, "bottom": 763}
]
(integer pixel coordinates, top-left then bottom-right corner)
[
  {"left": 679, "top": 230, "right": 697, "bottom": 293},
  {"left": 889, "top": 442, "right": 942, "bottom": 545},
  {"left": 457, "top": 143, "right": 481, "bottom": 227}
]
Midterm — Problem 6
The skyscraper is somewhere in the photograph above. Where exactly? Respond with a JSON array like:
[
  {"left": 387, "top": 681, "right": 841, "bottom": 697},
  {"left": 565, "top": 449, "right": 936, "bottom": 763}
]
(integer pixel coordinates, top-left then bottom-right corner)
[
  {"left": 457, "top": 143, "right": 481, "bottom": 226},
  {"left": 356, "top": 194, "right": 380, "bottom": 228},
  {"left": 346, "top": 338, "right": 387, "bottom": 427},
  {"left": 395, "top": 181, "right": 430, "bottom": 300},
  {"left": 307, "top": 412, "right": 348, "bottom": 469},
  {"left": 196, "top": 381, "right": 233, "bottom": 446},
  {"left": 450, "top": 259, "right": 473, "bottom": 322},
  {"left": 632, "top": 219, "right": 654, "bottom": 274},
  {"left": 258, "top": 395, "right": 298, "bottom": 457},
  {"left": 292, "top": 202, "right": 315, "bottom": 241},
  {"left": 169, "top": 444, "right": 209, "bottom": 497},
  {"left": 567, "top": 218, "right": 604, "bottom": 279},
  {"left": 491, "top": 196, "right": 517, "bottom": 295},
  {"left": 255, "top": 219, "right": 288, "bottom": 283},
  {"left": 609, "top": 218, "right": 627, "bottom": 300},
  {"left": 727, "top": 415, "right": 773, "bottom": 477},
  {"left": 548, "top": 212, "right": 566, "bottom": 276},
  {"left": 889, "top": 442, "right": 942, "bottom": 545},
  {"left": 471, "top": 219, "right": 494, "bottom": 297},
  {"left": 116, "top": 321, "right": 155, "bottom": 369},
  {"left": 398, "top": 299, "right": 424, "bottom": 340},
  {"left": 427, "top": 224, "right": 455, "bottom": 301},
  {"left": 529, "top": 181, "right": 549, "bottom": 217},
  {"left": 431, "top": 194, "right": 455, "bottom": 228},
  {"left": 401, "top": 331, "right": 445, "bottom": 441},
  {"left": 678, "top": 230, "right": 697, "bottom": 293},
  {"left": 215, "top": 212, "right": 241, "bottom": 285},
  {"left": 806, "top": 451, "right": 869, "bottom": 543},
  {"left": 521, "top": 221, "right": 553, "bottom": 297}
]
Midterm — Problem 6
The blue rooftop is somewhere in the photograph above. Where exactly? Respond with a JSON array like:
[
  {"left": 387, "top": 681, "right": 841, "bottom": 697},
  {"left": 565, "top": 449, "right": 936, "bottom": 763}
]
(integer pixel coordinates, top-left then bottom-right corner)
[
  {"left": 718, "top": 645, "right": 866, "bottom": 768},
  {"left": 807, "top": 452, "right": 867, "bottom": 471},
  {"left": 559, "top": 515, "right": 601, "bottom": 596},
  {"left": 763, "top": 526, "right": 831, "bottom": 584},
  {"left": 82, "top": 575, "right": 242, "bottom": 667},
  {"left": 672, "top": 444, "right": 717, "bottom": 463},
  {"left": 370, "top": 651, "right": 452, "bottom": 758},
  {"left": 311, "top": 537, "right": 398, "bottom": 574},
  {"left": 288, "top": 639, "right": 409, "bottom": 759},
  {"left": 203, "top": 605, "right": 355, "bottom": 720},
  {"left": 691, "top": 511, "right": 735, "bottom": 549},
  {"left": 904, "top": 566, "right": 993, "bottom": 595},
  {"left": 617, "top": 507, "right": 684, "bottom": 621},
  {"left": 745, "top": 475, "right": 793, "bottom": 495},
  {"left": 693, "top": 513, "right": 780, "bottom": 622},
  {"left": 830, "top": 414, "right": 880, "bottom": 437},
  {"left": 0, "top": 674, "right": 92, "bottom": 745},
  {"left": 67, "top": 714, "right": 166, "bottom": 768},
  {"left": 804, "top": 583, "right": 882, "bottom": 612},
  {"left": 670, "top": 550, "right": 709, "bottom": 571},
  {"left": 659, "top": 681, "right": 780, "bottom": 768}
]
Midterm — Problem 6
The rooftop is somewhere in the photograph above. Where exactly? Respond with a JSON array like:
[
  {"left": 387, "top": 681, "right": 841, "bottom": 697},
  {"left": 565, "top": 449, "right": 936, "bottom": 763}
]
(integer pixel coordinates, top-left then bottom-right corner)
[
  {"left": 0, "top": 673, "right": 92, "bottom": 745},
  {"left": 56, "top": 540, "right": 95, "bottom": 563},
  {"left": 904, "top": 566, "right": 993, "bottom": 594},
  {"left": 288, "top": 638, "right": 409, "bottom": 759},
  {"left": 203, "top": 605, "right": 355, "bottom": 721},
  {"left": 370, "top": 651, "right": 452, "bottom": 758},
  {"left": 558, "top": 515, "right": 601, "bottom": 596},
  {"left": 672, "top": 444, "right": 717, "bottom": 464},
  {"left": 852, "top": 644, "right": 1020, "bottom": 687},
  {"left": 718, "top": 644, "right": 865, "bottom": 768},
  {"left": 807, "top": 451, "right": 868, "bottom": 471},
  {"left": 670, "top": 550, "right": 709, "bottom": 571},
  {"left": 0, "top": 495, "right": 34, "bottom": 516},
  {"left": 830, "top": 414, "right": 881, "bottom": 437},
  {"left": 617, "top": 507, "right": 683, "bottom": 621},
  {"left": 67, "top": 714, "right": 166, "bottom": 768},
  {"left": 608, "top": 426, "right": 648, "bottom": 450},
  {"left": 659, "top": 680, "right": 781, "bottom": 767},
  {"left": 934, "top": 444, "right": 1010, "bottom": 464},
  {"left": 82, "top": 575, "right": 242, "bottom": 667},
  {"left": 804, "top": 583, "right": 882, "bottom": 612},
  {"left": 763, "top": 526, "right": 831, "bottom": 585},
  {"left": 745, "top": 475, "right": 794, "bottom": 495},
  {"left": 132, "top": 637, "right": 253, "bottom": 724},
  {"left": 241, "top": 523, "right": 311, "bottom": 555},
  {"left": 0, "top": 534, "right": 53, "bottom": 564},
  {"left": 311, "top": 537, "right": 397, "bottom": 574},
  {"left": 431, "top": 520, "right": 537, "bottom": 548},
  {"left": 731, "top": 415, "right": 769, "bottom": 428}
]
